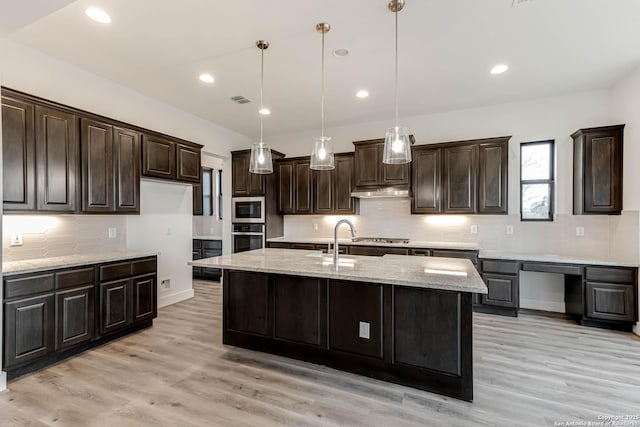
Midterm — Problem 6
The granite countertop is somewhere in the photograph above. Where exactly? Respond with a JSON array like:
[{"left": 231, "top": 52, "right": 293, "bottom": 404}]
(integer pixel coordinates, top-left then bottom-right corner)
[
  {"left": 267, "top": 237, "right": 480, "bottom": 251},
  {"left": 193, "top": 235, "right": 223, "bottom": 240},
  {"left": 3, "top": 251, "right": 159, "bottom": 276},
  {"left": 190, "top": 248, "right": 487, "bottom": 294},
  {"left": 478, "top": 250, "right": 639, "bottom": 268}
]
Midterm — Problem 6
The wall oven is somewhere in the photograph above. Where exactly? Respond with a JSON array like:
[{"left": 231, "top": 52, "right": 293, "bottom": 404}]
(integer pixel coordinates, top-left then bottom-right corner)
[
  {"left": 232, "top": 197, "right": 265, "bottom": 223},
  {"left": 232, "top": 223, "right": 265, "bottom": 253}
]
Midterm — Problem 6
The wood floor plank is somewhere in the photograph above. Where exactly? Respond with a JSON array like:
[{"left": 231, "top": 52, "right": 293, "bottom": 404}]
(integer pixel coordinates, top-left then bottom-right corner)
[{"left": 0, "top": 279, "right": 638, "bottom": 426}]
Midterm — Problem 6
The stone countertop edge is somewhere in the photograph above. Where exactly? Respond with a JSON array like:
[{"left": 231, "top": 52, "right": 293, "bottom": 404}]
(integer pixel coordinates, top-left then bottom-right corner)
[
  {"left": 190, "top": 248, "right": 487, "bottom": 294},
  {"left": 266, "top": 237, "right": 481, "bottom": 250},
  {"left": 3, "top": 251, "right": 159, "bottom": 276},
  {"left": 479, "top": 251, "right": 639, "bottom": 268},
  {"left": 193, "top": 235, "right": 223, "bottom": 240}
]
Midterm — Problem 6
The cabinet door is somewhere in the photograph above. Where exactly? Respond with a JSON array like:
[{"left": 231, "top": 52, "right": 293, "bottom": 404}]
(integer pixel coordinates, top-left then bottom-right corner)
[
  {"left": 4, "top": 293, "right": 55, "bottom": 368},
  {"left": 2, "top": 96, "right": 36, "bottom": 211},
  {"left": 380, "top": 144, "right": 410, "bottom": 186},
  {"left": 232, "top": 152, "right": 249, "bottom": 196},
  {"left": 142, "top": 134, "right": 176, "bottom": 180},
  {"left": 334, "top": 154, "right": 356, "bottom": 214},
  {"left": 294, "top": 160, "right": 312, "bottom": 213},
  {"left": 114, "top": 127, "right": 140, "bottom": 213},
  {"left": 274, "top": 275, "right": 324, "bottom": 347},
  {"left": 313, "top": 169, "right": 333, "bottom": 214},
  {"left": 201, "top": 249, "right": 222, "bottom": 280},
  {"left": 177, "top": 144, "right": 201, "bottom": 183},
  {"left": 132, "top": 275, "right": 156, "bottom": 323},
  {"left": 585, "top": 282, "right": 635, "bottom": 322},
  {"left": 55, "top": 285, "right": 95, "bottom": 351},
  {"left": 354, "top": 143, "right": 380, "bottom": 188},
  {"left": 35, "top": 105, "right": 79, "bottom": 212},
  {"left": 478, "top": 140, "right": 508, "bottom": 214},
  {"left": 411, "top": 147, "right": 442, "bottom": 214},
  {"left": 81, "top": 118, "right": 114, "bottom": 213},
  {"left": 277, "top": 161, "right": 294, "bottom": 214},
  {"left": 100, "top": 279, "right": 131, "bottom": 335},
  {"left": 584, "top": 130, "right": 622, "bottom": 214},
  {"left": 226, "top": 271, "right": 271, "bottom": 336},
  {"left": 481, "top": 274, "right": 518, "bottom": 308},
  {"left": 248, "top": 167, "right": 266, "bottom": 196},
  {"left": 443, "top": 145, "right": 477, "bottom": 213}
]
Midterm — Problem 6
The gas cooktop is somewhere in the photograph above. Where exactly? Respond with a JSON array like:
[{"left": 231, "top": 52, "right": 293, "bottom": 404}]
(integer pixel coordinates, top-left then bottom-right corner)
[{"left": 351, "top": 237, "right": 411, "bottom": 244}]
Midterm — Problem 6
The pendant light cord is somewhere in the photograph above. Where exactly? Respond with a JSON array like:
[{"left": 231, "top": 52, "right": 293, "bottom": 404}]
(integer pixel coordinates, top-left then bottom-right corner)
[
  {"left": 321, "top": 29, "right": 325, "bottom": 139},
  {"left": 394, "top": 5, "right": 399, "bottom": 129},
  {"left": 260, "top": 46, "right": 264, "bottom": 143}
]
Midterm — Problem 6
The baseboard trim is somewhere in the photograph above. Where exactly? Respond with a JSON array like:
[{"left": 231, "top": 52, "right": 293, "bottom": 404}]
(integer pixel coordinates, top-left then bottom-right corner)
[
  {"left": 0, "top": 371, "right": 6, "bottom": 392},
  {"left": 158, "top": 289, "right": 194, "bottom": 308},
  {"left": 520, "top": 298, "right": 565, "bottom": 313},
  {"left": 634, "top": 322, "right": 639, "bottom": 337}
]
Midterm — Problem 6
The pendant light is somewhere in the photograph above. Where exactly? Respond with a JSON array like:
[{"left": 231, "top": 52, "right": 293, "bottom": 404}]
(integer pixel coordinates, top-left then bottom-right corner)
[
  {"left": 249, "top": 40, "right": 273, "bottom": 174},
  {"left": 310, "top": 23, "right": 335, "bottom": 170},
  {"left": 383, "top": 0, "right": 412, "bottom": 164}
]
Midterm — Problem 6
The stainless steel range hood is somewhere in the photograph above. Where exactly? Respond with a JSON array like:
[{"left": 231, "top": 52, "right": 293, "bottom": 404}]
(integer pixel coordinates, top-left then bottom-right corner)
[{"left": 350, "top": 187, "right": 410, "bottom": 198}]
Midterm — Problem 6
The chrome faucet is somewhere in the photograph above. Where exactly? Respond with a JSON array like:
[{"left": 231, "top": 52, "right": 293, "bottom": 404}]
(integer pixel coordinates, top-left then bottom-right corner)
[{"left": 334, "top": 219, "right": 356, "bottom": 265}]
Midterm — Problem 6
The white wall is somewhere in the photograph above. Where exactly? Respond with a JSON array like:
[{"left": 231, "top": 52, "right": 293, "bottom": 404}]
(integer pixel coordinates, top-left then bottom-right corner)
[
  {"left": 272, "top": 90, "right": 640, "bottom": 314},
  {"left": 127, "top": 181, "right": 193, "bottom": 307},
  {"left": 611, "top": 64, "right": 640, "bottom": 335}
]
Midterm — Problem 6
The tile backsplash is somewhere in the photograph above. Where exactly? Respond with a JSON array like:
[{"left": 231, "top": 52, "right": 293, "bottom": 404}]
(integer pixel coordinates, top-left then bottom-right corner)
[
  {"left": 3, "top": 215, "right": 127, "bottom": 261},
  {"left": 283, "top": 198, "right": 639, "bottom": 262}
]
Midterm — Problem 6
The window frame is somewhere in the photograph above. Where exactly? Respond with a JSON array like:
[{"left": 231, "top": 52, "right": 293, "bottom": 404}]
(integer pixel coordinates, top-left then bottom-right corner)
[
  {"left": 520, "top": 140, "right": 555, "bottom": 222},
  {"left": 202, "top": 167, "right": 214, "bottom": 217},
  {"left": 216, "top": 169, "right": 223, "bottom": 220}
]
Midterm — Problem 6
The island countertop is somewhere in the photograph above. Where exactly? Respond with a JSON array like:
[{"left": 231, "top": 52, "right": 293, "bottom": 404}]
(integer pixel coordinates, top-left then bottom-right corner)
[{"left": 190, "top": 248, "right": 487, "bottom": 294}]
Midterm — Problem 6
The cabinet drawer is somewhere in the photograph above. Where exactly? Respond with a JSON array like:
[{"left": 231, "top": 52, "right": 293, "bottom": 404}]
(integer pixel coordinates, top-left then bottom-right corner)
[
  {"left": 131, "top": 258, "right": 156, "bottom": 276},
  {"left": 202, "top": 240, "right": 222, "bottom": 250},
  {"left": 585, "top": 282, "right": 635, "bottom": 322},
  {"left": 585, "top": 267, "right": 635, "bottom": 284},
  {"left": 100, "top": 261, "right": 131, "bottom": 282},
  {"left": 268, "top": 242, "right": 292, "bottom": 249},
  {"left": 481, "top": 260, "right": 518, "bottom": 275},
  {"left": 193, "top": 239, "right": 202, "bottom": 250},
  {"left": 4, "top": 273, "right": 55, "bottom": 299},
  {"left": 431, "top": 250, "right": 478, "bottom": 264},
  {"left": 55, "top": 267, "right": 95, "bottom": 290},
  {"left": 410, "top": 248, "right": 431, "bottom": 256},
  {"left": 291, "top": 243, "right": 316, "bottom": 250},
  {"left": 193, "top": 250, "right": 201, "bottom": 261},
  {"left": 521, "top": 263, "right": 582, "bottom": 275}
]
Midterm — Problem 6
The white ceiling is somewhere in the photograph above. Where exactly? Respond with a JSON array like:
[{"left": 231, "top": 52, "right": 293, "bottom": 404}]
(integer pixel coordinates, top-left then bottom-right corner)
[
  {"left": 7, "top": 0, "right": 640, "bottom": 138},
  {"left": 0, "top": 0, "right": 74, "bottom": 35}
]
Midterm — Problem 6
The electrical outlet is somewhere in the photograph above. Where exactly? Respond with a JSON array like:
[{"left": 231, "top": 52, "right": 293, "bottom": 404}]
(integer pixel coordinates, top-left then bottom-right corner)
[
  {"left": 506, "top": 225, "right": 514, "bottom": 235},
  {"left": 576, "top": 226, "right": 585, "bottom": 237},
  {"left": 359, "top": 321, "right": 370, "bottom": 339},
  {"left": 313, "top": 223, "right": 319, "bottom": 232},
  {"left": 108, "top": 228, "right": 117, "bottom": 239},
  {"left": 161, "top": 279, "right": 171, "bottom": 289},
  {"left": 470, "top": 225, "right": 478, "bottom": 235},
  {"left": 10, "top": 234, "right": 23, "bottom": 246}
]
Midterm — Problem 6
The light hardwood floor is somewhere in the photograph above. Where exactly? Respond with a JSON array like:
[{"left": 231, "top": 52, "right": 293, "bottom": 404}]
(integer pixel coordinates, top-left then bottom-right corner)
[{"left": 1, "top": 280, "right": 639, "bottom": 426}]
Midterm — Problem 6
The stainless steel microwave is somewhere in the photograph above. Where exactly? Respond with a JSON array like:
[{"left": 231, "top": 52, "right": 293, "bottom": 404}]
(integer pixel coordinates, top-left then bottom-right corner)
[{"left": 231, "top": 197, "right": 265, "bottom": 223}]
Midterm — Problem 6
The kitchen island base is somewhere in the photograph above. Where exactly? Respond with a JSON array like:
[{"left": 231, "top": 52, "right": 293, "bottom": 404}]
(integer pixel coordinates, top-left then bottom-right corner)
[{"left": 223, "top": 270, "right": 474, "bottom": 401}]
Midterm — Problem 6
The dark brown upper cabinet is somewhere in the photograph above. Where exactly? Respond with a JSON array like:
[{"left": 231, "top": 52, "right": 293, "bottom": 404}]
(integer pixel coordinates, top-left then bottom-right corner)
[
  {"left": 411, "top": 146, "right": 442, "bottom": 214},
  {"left": 353, "top": 138, "right": 412, "bottom": 191},
  {"left": 81, "top": 119, "right": 141, "bottom": 214},
  {"left": 2, "top": 96, "right": 36, "bottom": 211},
  {"left": 232, "top": 149, "right": 276, "bottom": 196},
  {"left": 294, "top": 159, "right": 313, "bottom": 214},
  {"left": 313, "top": 153, "right": 358, "bottom": 214},
  {"left": 573, "top": 125, "right": 624, "bottom": 215},
  {"left": 411, "top": 136, "right": 509, "bottom": 215},
  {"left": 142, "top": 134, "right": 176, "bottom": 180},
  {"left": 277, "top": 161, "right": 294, "bottom": 214},
  {"left": 36, "top": 105, "right": 79, "bottom": 212},
  {"left": 177, "top": 143, "right": 201, "bottom": 183}
]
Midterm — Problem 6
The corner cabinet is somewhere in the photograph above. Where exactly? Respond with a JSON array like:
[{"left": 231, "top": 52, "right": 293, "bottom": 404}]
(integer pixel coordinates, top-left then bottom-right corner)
[
  {"left": 573, "top": 125, "right": 624, "bottom": 215},
  {"left": 411, "top": 136, "right": 509, "bottom": 215}
]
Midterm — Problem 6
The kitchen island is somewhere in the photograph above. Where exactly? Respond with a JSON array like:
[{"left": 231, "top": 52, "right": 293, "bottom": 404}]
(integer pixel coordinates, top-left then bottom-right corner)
[{"left": 191, "top": 248, "right": 487, "bottom": 401}]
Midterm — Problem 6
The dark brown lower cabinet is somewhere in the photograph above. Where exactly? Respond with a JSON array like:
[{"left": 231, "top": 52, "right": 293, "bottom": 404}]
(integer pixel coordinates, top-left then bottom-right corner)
[
  {"left": 476, "top": 259, "right": 519, "bottom": 317},
  {"left": 481, "top": 274, "right": 518, "bottom": 308},
  {"left": 223, "top": 270, "right": 474, "bottom": 401},
  {"left": 55, "top": 285, "right": 95, "bottom": 351},
  {"left": 4, "top": 293, "right": 55, "bottom": 367},
  {"left": 585, "top": 282, "right": 635, "bottom": 323},
  {"left": 132, "top": 275, "right": 156, "bottom": 323},
  {"left": 100, "top": 279, "right": 131, "bottom": 335},
  {"left": 348, "top": 246, "right": 408, "bottom": 256}
]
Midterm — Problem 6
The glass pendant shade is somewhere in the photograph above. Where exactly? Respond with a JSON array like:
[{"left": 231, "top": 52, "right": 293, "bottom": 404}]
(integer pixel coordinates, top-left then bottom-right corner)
[
  {"left": 383, "top": 126, "right": 412, "bottom": 164},
  {"left": 249, "top": 141, "right": 273, "bottom": 174},
  {"left": 310, "top": 136, "right": 334, "bottom": 170}
]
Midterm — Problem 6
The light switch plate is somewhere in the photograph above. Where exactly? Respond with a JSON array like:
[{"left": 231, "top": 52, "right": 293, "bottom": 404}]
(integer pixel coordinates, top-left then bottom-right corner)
[
  {"left": 470, "top": 225, "right": 478, "bottom": 234},
  {"left": 108, "top": 228, "right": 117, "bottom": 239},
  {"left": 506, "top": 225, "right": 514, "bottom": 235},
  {"left": 359, "top": 321, "right": 370, "bottom": 339},
  {"left": 576, "top": 226, "right": 585, "bottom": 237},
  {"left": 10, "top": 234, "right": 23, "bottom": 246}
]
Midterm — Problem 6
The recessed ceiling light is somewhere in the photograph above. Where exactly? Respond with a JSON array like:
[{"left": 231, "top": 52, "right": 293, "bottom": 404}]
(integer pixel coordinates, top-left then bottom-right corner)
[
  {"left": 356, "top": 90, "right": 369, "bottom": 99},
  {"left": 199, "top": 73, "right": 215, "bottom": 83},
  {"left": 490, "top": 64, "right": 509, "bottom": 75},
  {"left": 258, "top": 108, "right": 271, "bottom": 116},
  {"left": 85, "top": 7, "right": 111, "bottom": 24},
  {"left": 333, "top": 48, "right": 349, "bottom": 57}
]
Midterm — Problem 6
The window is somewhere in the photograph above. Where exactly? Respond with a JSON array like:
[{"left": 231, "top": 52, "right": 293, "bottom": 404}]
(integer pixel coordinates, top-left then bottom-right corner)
[
  {"left": 216, "top": 169, "right": 223, "bottom": 220},
  {"left": 202, "top": 168, "right": 213, "bottom": 216},
  {"left": 520, "top": 140, "right": 554, "bottom": 221}
]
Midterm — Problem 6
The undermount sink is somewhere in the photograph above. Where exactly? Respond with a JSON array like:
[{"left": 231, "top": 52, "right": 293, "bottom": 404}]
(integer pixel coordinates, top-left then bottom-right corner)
[{"left": 306, "top": 252, "right": 358, "bottom": 266}]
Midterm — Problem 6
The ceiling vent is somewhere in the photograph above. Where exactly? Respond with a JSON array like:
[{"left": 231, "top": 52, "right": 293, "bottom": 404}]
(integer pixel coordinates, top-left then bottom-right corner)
[
  {"left": 230, "top": 95, "right": 251, "bottom": 104},
  {"left": 512, "top": 0, "right": 532, "bottom": 6}
]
